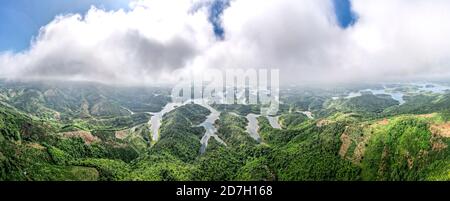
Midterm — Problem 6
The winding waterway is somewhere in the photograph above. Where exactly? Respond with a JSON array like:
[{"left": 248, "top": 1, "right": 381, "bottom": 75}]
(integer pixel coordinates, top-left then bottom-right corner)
[
  {"left": 148, "top": 102, "right": 184, "bottom": 142},
  {"left": 246, "top": 114, "right": 261, "bottom": 141},
  {"left": 198, "top": 103, "right": 226, "bottom": 154},
  {"left": 267, "top": 116, "right": 281, "bottom": 129},
  {"left": 147, "top": 100, "right": 226, "bottom": 153}
]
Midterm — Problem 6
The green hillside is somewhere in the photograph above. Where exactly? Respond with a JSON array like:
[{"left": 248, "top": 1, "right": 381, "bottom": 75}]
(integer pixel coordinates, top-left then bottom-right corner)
[{"left": 0, "top": 82, "right": 448, "bottom": 181}]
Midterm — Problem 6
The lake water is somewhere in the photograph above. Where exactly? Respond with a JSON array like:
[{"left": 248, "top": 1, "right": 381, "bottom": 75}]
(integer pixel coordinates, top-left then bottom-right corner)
[
  {"left": 198, "top": 103, "right": 226, "bottom": 154},
  {"left": 245, "top": 113, "right": 285, "bottom": 142},
  {"left": 415, "top": 83, "right": 450, "bottom": 94},
  {"left": 267, "top": 116, "right": 282, "bottom": 129},
  {"left": 343, "top": 83, "right": 450, "bottom": 105},
  {"left": 148, "top": 99, "right": 227, "bottom": 153},
  {"left": 345, "top": 89, "right": 406, "bottom": 104},
  {"left": 246, "top": 114, "right": 261, "bottom": 141},
  {"left": 148, "top": 102, "right": 184, "bottom": 142}
]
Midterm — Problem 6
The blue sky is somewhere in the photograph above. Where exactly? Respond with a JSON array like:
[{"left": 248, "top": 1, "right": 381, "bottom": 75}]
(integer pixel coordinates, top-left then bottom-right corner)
[
  {"left": 0, "top": 0, "right": 356, "bottom": 52},
  {"left": 0, "top": 0, "right": 129, "bottom": 52},
  {"left": 208, "top": 0, "right": 230, "bottom": 39},
  {"left": 332, "top": 0, "right": 357, "bottom": 28}
]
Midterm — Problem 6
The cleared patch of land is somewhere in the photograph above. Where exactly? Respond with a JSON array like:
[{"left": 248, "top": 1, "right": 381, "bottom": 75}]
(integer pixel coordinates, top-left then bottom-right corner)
[
  {"left": 61, "top": 131, "right": 100, "bottom": 144},
  {"left": 430, "top": 122, "right": 450, "bottom": 138},
  {"left": 115, "top": 130, "right": 129, "bottom": 140},
  {"left": 339, "top": 127, "right": 351, "bottom": 158}
]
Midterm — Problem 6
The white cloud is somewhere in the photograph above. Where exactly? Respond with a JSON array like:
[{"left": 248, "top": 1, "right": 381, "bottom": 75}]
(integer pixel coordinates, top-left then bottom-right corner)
[
  {"left": 195, "top": 0, "right": 450, "bottom": 84},
  {"left": 193, "top": 0, "right": 349, "bottom": 84},
  {"left": 0, "top": 0, "right": 215, "bottom": 85},
  {"left": 348, "top": 0, "right": 450, "bottom": 81},
  {"left": 1, "top": 0, "right": 450, "bottom": 85}
]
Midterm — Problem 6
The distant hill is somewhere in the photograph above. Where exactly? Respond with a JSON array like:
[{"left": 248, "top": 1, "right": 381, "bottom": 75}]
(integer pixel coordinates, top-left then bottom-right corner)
[{"left": 0, "top": 81, "right": 448, "bottom": 181}]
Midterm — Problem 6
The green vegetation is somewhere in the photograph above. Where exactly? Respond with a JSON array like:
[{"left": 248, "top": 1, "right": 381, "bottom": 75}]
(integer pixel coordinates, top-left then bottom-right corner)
[
  {"left": 325, "top": 94, "right": 399, "bottom": 117},
  {"left": 279, "top": 113, "right": 310, "bottom": 129},
  {"left": 152, "top": 104, "right": 209, "bottom": 162},
  {"left": 361, "top": 117, "right": 448, "bottom": 180},
  {"left": 0, "top": 81, "right": 448, "bottom": 181}
]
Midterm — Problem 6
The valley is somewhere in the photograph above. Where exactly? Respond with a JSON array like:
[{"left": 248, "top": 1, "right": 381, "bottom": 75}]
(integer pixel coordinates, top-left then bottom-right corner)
[{"left": 0, "top": 80, "right": 449, "bottom": 181}]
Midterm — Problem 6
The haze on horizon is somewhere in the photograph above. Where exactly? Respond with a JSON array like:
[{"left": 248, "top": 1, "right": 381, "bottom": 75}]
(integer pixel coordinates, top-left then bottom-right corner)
[{"left": 1, "top": 0, "right": 450, "bottom": 86}]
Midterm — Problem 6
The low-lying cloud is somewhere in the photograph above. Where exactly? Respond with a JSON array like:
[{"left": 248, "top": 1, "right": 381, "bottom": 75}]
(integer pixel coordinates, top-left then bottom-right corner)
[{"left": 1, "top": 0, "right": 450, "bottom": 85}]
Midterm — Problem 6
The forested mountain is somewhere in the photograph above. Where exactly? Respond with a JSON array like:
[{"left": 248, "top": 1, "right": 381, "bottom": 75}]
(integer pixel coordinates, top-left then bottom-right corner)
[{"left": 0, "top": 81, "right": 448, "bottom": 181}]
